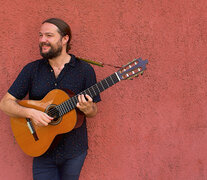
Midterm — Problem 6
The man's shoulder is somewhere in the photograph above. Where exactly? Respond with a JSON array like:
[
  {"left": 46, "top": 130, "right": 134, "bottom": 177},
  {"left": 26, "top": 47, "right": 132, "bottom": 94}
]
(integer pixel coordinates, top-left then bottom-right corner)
[
  {"left": 27, "top": 58, "right": 46, "bottom": 66},
  {"left": 23, "top": 58, "right": 47, "bottom": 69},
  {"left": 75, "top": 57, "right": 94, "bottom": 70},
  {"left": 69, "top": 54, "right": 94, "bottom": 71}
]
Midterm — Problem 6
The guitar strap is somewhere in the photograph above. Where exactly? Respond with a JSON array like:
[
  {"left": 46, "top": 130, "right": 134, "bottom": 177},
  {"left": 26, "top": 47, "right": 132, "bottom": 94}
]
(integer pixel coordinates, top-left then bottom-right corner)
[
  {"left": 77, "top": 57, "right": 121, "bottom": 69},
  {"left": 77, "top": 57, "right": 104, "bottom": 67}
]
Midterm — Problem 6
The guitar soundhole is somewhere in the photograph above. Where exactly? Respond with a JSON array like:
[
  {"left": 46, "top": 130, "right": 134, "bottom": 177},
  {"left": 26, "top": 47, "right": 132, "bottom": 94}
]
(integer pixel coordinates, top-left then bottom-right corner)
[{"left": 45, "top": 104, "right": 62, "bottom": 125}]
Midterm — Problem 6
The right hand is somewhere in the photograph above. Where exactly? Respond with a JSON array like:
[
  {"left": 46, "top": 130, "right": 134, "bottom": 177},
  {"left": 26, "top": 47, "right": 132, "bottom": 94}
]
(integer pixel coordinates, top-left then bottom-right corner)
[{"left": 28, "top": 108, "right": 53, "bottom": 126}]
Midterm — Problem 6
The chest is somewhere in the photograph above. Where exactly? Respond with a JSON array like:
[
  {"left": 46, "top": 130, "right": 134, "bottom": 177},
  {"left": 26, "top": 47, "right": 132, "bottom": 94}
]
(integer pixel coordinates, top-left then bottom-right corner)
[
  {"left": 52, "top": 66, "right": 64, "bottom": 78},
  {"left": 29, "top": 66, "right": 86, "bottom": 100}
]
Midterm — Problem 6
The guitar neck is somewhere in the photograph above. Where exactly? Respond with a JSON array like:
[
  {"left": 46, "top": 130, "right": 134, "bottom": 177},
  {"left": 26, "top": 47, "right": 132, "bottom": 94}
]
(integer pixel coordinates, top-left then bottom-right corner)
[
  {"left": 54, "top": 57, "right": 148, "bottom": 117},
  {"left": 56, "top": 72, "right": 121, "bottom": 116}
]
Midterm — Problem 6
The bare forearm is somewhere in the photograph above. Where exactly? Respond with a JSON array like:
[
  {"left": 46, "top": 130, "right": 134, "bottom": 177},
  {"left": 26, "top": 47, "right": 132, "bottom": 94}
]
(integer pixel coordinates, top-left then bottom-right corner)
[
  {"left": 0, "top": 93, "right": 52, "bottom": 126},
  {"left": 0, "top": 98, "right": 31, "bottom": 118}
]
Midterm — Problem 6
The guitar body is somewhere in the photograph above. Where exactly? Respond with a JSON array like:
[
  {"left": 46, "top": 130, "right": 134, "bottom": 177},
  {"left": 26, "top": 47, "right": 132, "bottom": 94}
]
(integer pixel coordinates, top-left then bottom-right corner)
[{"left": 10, "top": 89, "right": 84, "bottom": 157}]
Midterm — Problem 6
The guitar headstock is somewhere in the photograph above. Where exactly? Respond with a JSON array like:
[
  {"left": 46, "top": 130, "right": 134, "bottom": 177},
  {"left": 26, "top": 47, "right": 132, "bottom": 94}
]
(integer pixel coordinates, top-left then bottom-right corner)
[{"left": 116, "top": 58, "right": 148, "bottom": 80}]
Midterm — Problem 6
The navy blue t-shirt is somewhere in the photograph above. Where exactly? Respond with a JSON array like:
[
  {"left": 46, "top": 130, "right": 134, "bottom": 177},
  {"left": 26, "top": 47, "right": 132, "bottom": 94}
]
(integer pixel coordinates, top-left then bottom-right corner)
[{"left": 8, "top": 54, "right": 101, "bottom": 159}]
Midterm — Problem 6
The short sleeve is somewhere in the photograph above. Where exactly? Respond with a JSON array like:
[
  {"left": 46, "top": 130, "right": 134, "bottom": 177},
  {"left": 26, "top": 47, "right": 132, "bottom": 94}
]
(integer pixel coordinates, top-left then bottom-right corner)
[{"left": 8, "top": 63, "right": 33, "bottom": 100}]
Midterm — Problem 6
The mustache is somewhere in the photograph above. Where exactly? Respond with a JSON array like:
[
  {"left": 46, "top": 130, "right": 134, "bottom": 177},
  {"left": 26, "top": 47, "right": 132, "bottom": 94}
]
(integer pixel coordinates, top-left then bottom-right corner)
[{"left": 39, "top": 42, "right": 51, "bottom": 47}]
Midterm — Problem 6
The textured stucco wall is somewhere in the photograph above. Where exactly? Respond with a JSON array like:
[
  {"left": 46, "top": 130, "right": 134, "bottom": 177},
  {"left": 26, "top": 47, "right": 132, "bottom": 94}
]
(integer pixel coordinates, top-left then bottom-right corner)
[{"left": 0, "top": 0, "right": 207, "bottom": 179}]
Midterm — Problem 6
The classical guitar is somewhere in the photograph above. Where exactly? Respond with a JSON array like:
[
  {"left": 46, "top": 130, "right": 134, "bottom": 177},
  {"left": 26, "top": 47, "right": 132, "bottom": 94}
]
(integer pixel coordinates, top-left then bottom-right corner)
[{"left": 10, "top": 58, "right": 148, "bottom": 157}]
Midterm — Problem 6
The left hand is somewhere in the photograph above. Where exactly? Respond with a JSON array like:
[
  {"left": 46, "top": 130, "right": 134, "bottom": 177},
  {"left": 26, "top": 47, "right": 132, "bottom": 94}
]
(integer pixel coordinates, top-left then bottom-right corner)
[{"left": 76, "top": 94, "right": 97, "bottom": 117}]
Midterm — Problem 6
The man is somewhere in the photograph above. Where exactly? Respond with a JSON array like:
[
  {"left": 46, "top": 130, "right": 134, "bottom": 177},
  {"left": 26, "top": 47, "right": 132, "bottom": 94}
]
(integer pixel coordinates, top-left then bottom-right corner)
[{"left": 0, "top": 18, "right": 101, "bottom": 180}]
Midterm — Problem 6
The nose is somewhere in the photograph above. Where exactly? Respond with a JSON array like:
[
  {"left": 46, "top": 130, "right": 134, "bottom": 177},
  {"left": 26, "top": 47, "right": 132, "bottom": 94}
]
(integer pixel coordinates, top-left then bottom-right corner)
[{"left": 39, "top": 35, "right": 47, "bottom": 43}]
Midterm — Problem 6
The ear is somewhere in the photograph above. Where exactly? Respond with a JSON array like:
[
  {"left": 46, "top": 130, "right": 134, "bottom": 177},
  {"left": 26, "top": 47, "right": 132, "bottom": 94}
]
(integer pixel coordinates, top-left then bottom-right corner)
[{"left": 62, "top": 35, "right": 69, "bottom": 45}]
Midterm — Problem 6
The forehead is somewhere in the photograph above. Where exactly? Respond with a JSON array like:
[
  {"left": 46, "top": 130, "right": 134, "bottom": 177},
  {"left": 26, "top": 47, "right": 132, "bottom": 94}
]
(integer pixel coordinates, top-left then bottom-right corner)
[{"left": 39, "top": 22, "right": 59, "bottom": 34}]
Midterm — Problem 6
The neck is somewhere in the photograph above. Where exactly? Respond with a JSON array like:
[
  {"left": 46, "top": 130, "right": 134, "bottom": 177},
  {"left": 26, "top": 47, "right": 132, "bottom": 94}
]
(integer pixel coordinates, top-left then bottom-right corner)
[{"left": 49, "top": 52, "right": 71, "bottom": 68}]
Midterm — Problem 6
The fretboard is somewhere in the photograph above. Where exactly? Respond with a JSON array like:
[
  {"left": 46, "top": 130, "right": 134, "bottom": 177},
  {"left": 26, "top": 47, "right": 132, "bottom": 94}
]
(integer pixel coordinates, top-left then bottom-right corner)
[{"left": 56, "top": 72, "right": 120, "bottom": 116}]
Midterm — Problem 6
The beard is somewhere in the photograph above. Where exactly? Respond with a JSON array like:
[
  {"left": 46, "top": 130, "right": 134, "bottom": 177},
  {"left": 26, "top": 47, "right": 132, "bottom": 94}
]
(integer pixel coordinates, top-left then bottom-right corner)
[{"left": 39, "top": 42, "right": 62, "bottom": 59}]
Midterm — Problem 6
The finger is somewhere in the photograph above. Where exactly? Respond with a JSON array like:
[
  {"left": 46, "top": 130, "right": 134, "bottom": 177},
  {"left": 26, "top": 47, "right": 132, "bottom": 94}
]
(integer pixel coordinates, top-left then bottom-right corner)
[
  {"left": 44, "top": 113, "right": 54, "bottom": 120},
  {"left": 78, "top": 94, "right": 82, "bottom": 102},
  {"left": 78, "top": 94, "right": 86, "bottom": 104},
  {"left": 38, "top": 113, "right": 52, "bottom": 126},
  {"left": 78, "top": 95, "right": 83, "bottom": 106},
  {"left": 36, "top": 117, "right": 48, "bottom": 126},
  {"left": 34, "top": 119, "right": 48, "bottom": 127},
  {"left": 81, "top": 94, "right": 87, "bottom": 103},
  {"left": 40, "top": 120, "right": 49, "bottom": 126},
  {"left": 85, "top": 94, "right": 93, "bottom": 102},
  {"left": 76, "top": 102, "right": 80, "bottom": 108},
  {"left": 40, "top": 113, "right": 52, "bottom": 124}
]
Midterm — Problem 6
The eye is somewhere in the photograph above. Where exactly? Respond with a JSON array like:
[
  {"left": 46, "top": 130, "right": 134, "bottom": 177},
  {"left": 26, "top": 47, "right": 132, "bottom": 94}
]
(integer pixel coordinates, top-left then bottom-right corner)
[{"left": 47, "top": 34, "right": 53, "bottom": 37}]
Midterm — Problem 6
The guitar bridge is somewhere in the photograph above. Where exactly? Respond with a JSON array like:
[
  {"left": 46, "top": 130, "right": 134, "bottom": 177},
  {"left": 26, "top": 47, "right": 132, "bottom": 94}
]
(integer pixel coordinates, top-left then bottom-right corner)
[{"left": 26, "top": 118, "right": 39, "bottom": 141}]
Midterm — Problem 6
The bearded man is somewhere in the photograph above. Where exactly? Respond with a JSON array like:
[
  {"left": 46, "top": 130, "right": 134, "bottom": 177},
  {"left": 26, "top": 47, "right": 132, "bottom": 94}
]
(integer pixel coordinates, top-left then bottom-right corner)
[{"left": 0, "top": 18, "right": 101, "bottom": 180}]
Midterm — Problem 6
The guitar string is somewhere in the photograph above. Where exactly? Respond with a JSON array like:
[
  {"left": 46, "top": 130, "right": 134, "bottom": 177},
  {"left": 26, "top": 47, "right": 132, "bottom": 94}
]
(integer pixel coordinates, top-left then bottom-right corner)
[
  {"left": 46, "top": 91, "right": 95, "bottom": 117},
  {"left": 46, "top": 87, "right": 104, "bottom": 117},
  {"left": 46, "top": 96, "right": 77, "bottom": 118},
  {"left": 46, "top": 89, "right": 98, "bottom": 118},
  {"left": 39, "top": 62, "right": 143, "bottom": 119},
  {"left": 46, "top": 73, "right": 119, "bottom": 118}
]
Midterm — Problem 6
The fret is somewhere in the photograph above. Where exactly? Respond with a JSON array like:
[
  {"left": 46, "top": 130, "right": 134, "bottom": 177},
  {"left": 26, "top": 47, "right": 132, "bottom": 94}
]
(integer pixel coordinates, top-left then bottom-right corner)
[
  {"left": 58, "top": 105, "right": 63, "bottom": 115},
  {"left": 93, "top": 84, "right": 100, "bottom": 94},
  {"left": 66, "top": 100, "right": 72, "bottom": 111},
  {"left": 56, "top": 106, "right": 63, "bottom": 117},
  {"left": 58, "top": 105, "right": 64, "bottom": 115},
  {"left": 85, "top": 89, "right": 93, "bottom": 97},
  {"left": 74, "top": 96, "right": 79, "bottom": 105},
  {"left": 106, "top": 77, "right": 113, "bottom": 86},
  {"left": 99, "top": 81, "right": 105, "bottom": 91},
  {"left": 101, "top": 79, "right": 109, "bottom": 89},
  {"left": 55, "top": 106, "right": 60, "bottom": 115},
  {"left": 95, "top": 84, "right": 101, "bottom": 93},
  {"left": 91, "top": 86, "right": 97, "bottom": 96},
  {"left": 61, "top": 104, "right": 66, "bottom": 115},
  {"left": 62, "top": 105, "right": 67, "bottom": 116},
  {"left": 69, "top": 98, "right": 76, "bottom": 108},
  {"left": 112, "top": 73, "right": 120, "bottom": 83},
  {"left": 63, "top": 104, "right": 68, "bottom": 114},
  {"left": 110, "top": 75, "right": 115, "bottom": 84},
  {"left": 88, "top": 87, "right": 96, "bottom": 97},
  {"left": 55, "top": 106, "right": 60, "bottom": 112},
  {"left": 56, "top": 72, "right": 121, "bottom": 116},
  {"left": 64, "top": 101, "right": 70, "bottom": 111},
  {"left": 115, "top": 72, "right": 121, "bottom": 81},
  {"left": 104, "top": 78, "right": 110, "bottom": 87},
  {"left": 73, "top": 97, "right": 78, "bottom": 107}
]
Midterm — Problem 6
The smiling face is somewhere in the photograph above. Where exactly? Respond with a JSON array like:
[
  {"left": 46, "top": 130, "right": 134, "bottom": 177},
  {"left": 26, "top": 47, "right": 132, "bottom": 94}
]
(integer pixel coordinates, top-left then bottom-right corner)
[{"left": 39, "top": 22, "right": 64, "bottom": 59}]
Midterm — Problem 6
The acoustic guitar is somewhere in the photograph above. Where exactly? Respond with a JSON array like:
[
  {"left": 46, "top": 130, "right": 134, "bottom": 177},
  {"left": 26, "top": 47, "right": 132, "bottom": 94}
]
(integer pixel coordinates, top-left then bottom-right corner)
[{"left": 10, "top": 58, "right": 148, "bottom": 157}]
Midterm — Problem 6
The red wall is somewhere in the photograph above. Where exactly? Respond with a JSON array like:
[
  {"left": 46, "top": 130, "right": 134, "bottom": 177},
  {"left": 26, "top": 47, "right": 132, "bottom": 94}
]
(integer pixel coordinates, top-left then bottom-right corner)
[{"left": 0, "top": 0, "right": 207, "bottom": 179}]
